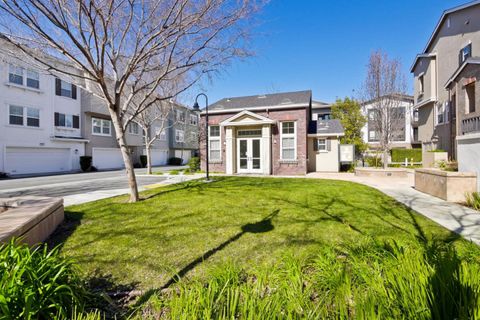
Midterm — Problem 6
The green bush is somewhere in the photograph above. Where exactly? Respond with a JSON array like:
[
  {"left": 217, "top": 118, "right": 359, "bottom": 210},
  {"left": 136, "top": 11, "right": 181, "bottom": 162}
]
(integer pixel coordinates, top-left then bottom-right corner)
[
  {"left": 79, "top": 156, "right": 92, "bottom": 172},
  {"left": 365, "top": 156, "right": 383, "bottom": 168},
  {"left": 466, "top": 192, "right": 480, "bottom": 211},
  {"left": 139, "top": 155, "right": 148, "bottom": 168},
  {"left": 0, "top": 239, "right": 87, "bottom": 319},
  {"left": 429, "top": 149, "right": 447, "bottom": 152},
  {"left": 391, "top": 148, "right": 422, "bottom": 163},
  {"left": 168, "top": 157, "right": 183, "bottom": 165},
  {"left": 169, "top": 170, "right": 180, "bottom": 175},
  {"left": 188, "top": 157, "right": 200, "bottom": 172}
]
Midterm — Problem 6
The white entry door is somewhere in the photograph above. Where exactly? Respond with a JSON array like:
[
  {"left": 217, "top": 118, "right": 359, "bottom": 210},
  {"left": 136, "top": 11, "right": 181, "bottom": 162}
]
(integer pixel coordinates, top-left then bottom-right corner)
[{"left": 237, "top": 138, "right": 262, "bottom": 173}]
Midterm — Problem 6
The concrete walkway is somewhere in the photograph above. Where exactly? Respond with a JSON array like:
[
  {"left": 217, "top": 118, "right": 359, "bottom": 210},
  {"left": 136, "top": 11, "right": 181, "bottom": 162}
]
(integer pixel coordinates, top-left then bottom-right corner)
[
  {"left": 63, "top": 173, "right": 202, "bottom": 206},
  {"left": 306, "top": 172, "right": 480, "bottom": 245}
]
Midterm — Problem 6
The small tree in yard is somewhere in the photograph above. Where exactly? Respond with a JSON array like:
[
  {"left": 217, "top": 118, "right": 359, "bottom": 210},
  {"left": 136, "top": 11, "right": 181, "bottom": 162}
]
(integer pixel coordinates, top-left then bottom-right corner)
[
  {"left": 0, "top": 1, "right": 259, "bottom": 202},
  {"left": 135, "top": 99, "right": 176, "bottom": 175},
  {"left": 331, "top": 97, "right": 367, "bottom": 157},
  {"left": 362, "top": 50, "right": 407, "bottom": 169}
]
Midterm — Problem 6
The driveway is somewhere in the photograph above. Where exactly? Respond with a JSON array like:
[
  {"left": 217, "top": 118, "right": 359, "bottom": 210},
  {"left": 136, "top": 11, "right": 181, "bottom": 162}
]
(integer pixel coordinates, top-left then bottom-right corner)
[{"left": 0, "top": 166, "right": 190, "bottom": 206}]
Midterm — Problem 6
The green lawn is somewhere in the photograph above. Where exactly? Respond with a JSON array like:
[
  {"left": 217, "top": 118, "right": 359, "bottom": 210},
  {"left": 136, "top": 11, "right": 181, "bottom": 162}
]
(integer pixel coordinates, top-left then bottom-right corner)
[{"left": 53, "top": 177, "right": 480, "bottom": 318}]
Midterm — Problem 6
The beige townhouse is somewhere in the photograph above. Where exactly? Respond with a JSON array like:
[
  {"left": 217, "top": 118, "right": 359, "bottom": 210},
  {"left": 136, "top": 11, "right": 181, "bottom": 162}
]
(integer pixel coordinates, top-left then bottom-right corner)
[
  {"left": 412, "top": 0, "right": 480, "bottom": 190},
  {"left": 411, "top": 1, "right": 480, "bottom": 158}
]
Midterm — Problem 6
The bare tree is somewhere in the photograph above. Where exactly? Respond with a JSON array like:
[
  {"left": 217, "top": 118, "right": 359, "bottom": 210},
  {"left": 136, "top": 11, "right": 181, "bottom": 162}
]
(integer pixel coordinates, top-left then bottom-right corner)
[
  {"left": 135, "top": 99, "right": 176, "bottom": 175},
  {"left": 362, "top": 50, "right": 407, "bottom": 169},
  {"left": 0, "top": 0, "right": 259, "bottom": 201}
]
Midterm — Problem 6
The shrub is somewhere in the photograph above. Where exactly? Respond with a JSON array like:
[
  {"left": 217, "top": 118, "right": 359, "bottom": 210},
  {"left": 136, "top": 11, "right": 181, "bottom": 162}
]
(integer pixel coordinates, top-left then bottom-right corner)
[
  {"left": 429, "top": 149, "right": 447, "bottom": 152},
  {"left": 365, "top": 156, "right": 383, "bottom": 168},
  {"left": 391, "top": 148, "right": 422, "bottom": 163},
  {"left": 188, "top": 157, "right": 200, "bottom": 172},
  {"left": 437, "top": 160, "right": 458, "bottom": 172},
  {"left": 169, "top": 170, "right": 180, "bottom": 175},
  {"left": 0, "top": 239, "right": 87, "bottom": 319},
  {"left": 140, "top": 155, "right": 148, "bottom": 168},
  {"left": 0, "top": 172, "right": 8, "bottom": 179},
  {"left": 168, "top": 157, "right": 183, "bottom": 165},
  {"left": 79, "top": 156, "right": 92, "bottom": 172},
  {"left": 133, "top": 241, "right": 480, "bottom": 319},
  {"left": 466, "top": 192, "right": 480, "bottom": 211}
]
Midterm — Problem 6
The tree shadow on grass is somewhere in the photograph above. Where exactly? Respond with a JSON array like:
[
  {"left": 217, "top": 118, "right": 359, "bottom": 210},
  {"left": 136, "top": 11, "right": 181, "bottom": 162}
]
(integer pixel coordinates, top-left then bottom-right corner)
[
  {"left": 134, "top": 209, "right": 280, "bottom": 307},
  {"left": 46, "top": 211, "right": 84, "bottom": 250}
]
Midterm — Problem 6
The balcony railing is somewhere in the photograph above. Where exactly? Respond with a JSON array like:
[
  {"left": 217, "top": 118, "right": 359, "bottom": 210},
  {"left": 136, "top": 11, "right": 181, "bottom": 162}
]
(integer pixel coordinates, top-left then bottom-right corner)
[{"left": 462, "top": 115, "right": 480, "bottom": 135}]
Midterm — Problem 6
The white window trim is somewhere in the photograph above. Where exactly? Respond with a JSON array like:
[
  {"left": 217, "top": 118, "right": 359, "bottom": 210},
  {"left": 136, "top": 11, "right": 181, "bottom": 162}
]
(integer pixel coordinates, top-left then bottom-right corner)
[
  {"left": 7, "top": 64, "right": 42, "bottom": 92},
  {"left": 317, "top": 138, "right": 327, "bottom": 152},
  {"left": 8, "top": 104, "right": 40, "bottom": 128},
  {"left": 92, "top": 117, "right": 112, "bottom": 136},
  {"left": 176, "top": 110, "right": 185, "bottom": 123},
  {"left": 128, "top": 122, "right": 140, "bottom": 135},
  {"left": 189, "top": 114, "right": 198, "bottom": 125},
  {"left": 175, "top": 129, "right": 185, "bottom": 143},
  {"left": 208, "top": 125, "right": 221, "bottom": 161},
  {"left": 280, "top": 121, "right": 297, "bottom": 161}
]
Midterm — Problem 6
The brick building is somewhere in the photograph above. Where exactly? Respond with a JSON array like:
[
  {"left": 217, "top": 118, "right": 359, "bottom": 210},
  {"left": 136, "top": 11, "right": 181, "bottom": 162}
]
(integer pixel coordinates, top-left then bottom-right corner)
[{"left": 199, "top": 90, "right": 344, "bottom": 175}]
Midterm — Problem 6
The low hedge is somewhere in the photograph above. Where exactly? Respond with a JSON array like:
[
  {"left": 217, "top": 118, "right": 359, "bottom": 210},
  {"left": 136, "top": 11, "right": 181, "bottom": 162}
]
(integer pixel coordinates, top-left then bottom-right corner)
[
  {"left": 391, "top": 148, "right": 422, "bottom": 163},
  {"left": 168, "top": 157, "right": 183, "bottom": 165}
]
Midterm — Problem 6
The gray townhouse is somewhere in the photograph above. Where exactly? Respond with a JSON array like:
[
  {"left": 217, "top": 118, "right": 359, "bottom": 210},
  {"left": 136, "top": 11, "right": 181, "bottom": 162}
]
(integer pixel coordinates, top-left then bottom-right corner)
[{"left": 412, "top": 0, "right": 480, "bottom": 189}]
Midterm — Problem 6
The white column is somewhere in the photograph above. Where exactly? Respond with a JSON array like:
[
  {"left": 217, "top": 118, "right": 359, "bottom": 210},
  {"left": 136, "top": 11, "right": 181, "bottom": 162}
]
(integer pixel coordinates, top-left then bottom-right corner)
[
  {"left": 225, "top": 126, "right": 234, "bottom": 174},
  {"left": 262, "top": 125, "right": 271, "bottom": 175}
]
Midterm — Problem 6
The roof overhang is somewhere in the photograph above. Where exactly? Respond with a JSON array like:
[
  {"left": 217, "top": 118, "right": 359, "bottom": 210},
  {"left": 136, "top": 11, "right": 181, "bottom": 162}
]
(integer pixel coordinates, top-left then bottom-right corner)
[
  {"left": 201, "top": 103, "right": 308, "bottom": 115},
  {"left": 410, "top": 53, "right": 437, "bottom": 73},
  {"left": 219, "top": 110, "right": 276, "bottom": 127},
  {"left": 444, "top": 59, "right": 480, "bottom": 89},
  {"left": 410, "top": 0, "right": 480, "bottom": 72},
  {"left": 414, "top": 97, "right": 437, "bottom": 109},
  {"left": 308, "top": 133, "right": 344, "bottom": 138}
]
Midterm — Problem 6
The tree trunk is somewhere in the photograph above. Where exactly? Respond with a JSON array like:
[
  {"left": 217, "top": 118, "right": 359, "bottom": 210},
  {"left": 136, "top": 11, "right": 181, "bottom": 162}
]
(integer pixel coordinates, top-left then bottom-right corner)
[
  {"left": 144, "top": 131, "right": 153, "bottom": 175},
  {"left": 110, "top": 109, "right": 139, "bottom": 202},
  {"left": 383, "top": 148, "right": 389, "bottom": 170}
]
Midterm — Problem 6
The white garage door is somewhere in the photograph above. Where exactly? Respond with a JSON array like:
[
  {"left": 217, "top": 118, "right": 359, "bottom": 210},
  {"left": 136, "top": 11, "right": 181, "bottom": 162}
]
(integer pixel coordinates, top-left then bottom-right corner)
[
  {"left": 5, "top": 147, "right": 71, "bottom": 175},
  {"left": 92, "top": 148, "right": 124, "bottom": 170},
  {"left": 174, "top": 150, "right": 192, "bottom": 165},
  {"left": 146, "top": 149, "right": 169, "bottom": 166}
]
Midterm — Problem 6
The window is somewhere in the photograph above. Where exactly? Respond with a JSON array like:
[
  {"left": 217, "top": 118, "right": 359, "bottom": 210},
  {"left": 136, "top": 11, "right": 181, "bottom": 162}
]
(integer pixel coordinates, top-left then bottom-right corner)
[
  {"left": 9, "top": 105, "right": 40, "bottom": 127},
  {"left": 413, "top": 109, "right": 419, "bottom": 122},
  {"left": 419, "top": 74, "right": 424, "bottom": 94},
  {"left": 55, "top": 78, "right": 77, "bottom": 99},
  {"left": 368, "top": 130, "right": 379, "bottom": 142},
  {"left": 318, "top": 114, "right": 332, "bottom": 120},
  {"left": 175, "top": 110, "right": 185, "bottom": 123},
  {"left": 368, "top": 109, "right": 378, "bottom": 121},
  {"left": 436, "top": 103, "right": 444, "bottom": 124},
  {"left": 155, "top": 127, "right": 167, "bottom": 140},
  {"left": 459, "top": 43, "right": 472, "bottom": 66},
  {"left": 280, "top": 121, "right": 296, "bottom": 160},
  {"left": 55, "top": 112, "right": 79, "bottom": 128},
  {"left": 466, "top": 83, "right": 476, "bottom": 114},
  {"left": 317, "top": 138, "right": 326, "bottom": 151},
  {"left": 237, "top": 129, "right": 262, "bottom": 137},
  {"left": 26, "top": 70, "right": 39, "bottom": 89},
  {"left": 92, "top": 118, "right": 111, "bottom": 136},
  {"left": 190, "top": 114, "right": 198, "bottom": 125},
  {"left": 128, "top": 122, "right": 139, "bottom": 135},
  {"left": 208, "top": 125, "right": 221, "bottom": 161},
  {"left": 175, "top": 129, "right": 184, "bottom": 142},
  {"left": 9, "top": 64, "right": 24, "bottom": 85}
]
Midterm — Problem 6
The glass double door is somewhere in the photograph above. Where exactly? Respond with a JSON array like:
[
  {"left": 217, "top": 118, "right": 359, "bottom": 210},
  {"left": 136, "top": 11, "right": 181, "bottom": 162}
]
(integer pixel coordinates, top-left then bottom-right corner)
[{"left": 237, "top": 138, "right": 262, "bottom": 173}]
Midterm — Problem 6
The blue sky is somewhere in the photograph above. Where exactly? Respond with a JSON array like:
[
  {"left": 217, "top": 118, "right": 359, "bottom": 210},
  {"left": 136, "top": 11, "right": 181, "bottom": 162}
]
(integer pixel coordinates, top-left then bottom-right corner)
[{"left": 188, "top": 0, "right": 468, "bottom": 105}]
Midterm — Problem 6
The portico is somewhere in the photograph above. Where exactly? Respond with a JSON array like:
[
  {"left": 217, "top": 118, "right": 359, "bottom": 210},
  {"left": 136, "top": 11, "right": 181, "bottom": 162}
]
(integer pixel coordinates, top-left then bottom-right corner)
[{"left": 220, "top": 110, "right": 274, "bottom": 175}]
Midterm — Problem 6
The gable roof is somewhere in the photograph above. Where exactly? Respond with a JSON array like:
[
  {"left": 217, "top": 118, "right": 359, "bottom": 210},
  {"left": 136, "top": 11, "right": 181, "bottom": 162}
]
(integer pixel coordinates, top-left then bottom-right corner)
[
  {"left": 444, "top": 57, "right": 480, "bottom": 88},
  {"left": 312, "top": 100, "right": 331, "bottom": 109},
  {"left": 207, "top": 90, "right": 312, "bottom": 113},
  {"left": 410, "top": 0, "right": 480, "bottom": 72},
  {"left": 219, "top": 110, "right": 275, "bottom": 126}
]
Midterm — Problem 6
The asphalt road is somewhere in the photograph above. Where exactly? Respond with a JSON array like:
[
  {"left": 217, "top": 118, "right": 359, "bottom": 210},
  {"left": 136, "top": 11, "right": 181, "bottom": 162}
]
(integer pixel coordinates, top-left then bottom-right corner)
[{"left": 0, "top": 167, "right": 184, "bottom": 199}]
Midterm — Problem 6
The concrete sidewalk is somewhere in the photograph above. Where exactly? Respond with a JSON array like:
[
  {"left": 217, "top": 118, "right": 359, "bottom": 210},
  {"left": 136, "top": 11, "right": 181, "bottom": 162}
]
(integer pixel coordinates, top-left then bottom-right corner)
[
  {"left": 63, "top": 173, "right": 202, "bottom": 206},
  {"left": 306, "top": 172, "right": 480, "bottom": 245}
]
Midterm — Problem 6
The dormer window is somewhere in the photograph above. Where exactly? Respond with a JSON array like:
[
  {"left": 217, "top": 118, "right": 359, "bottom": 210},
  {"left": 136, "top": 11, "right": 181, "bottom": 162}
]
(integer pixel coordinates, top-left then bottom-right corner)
[{"left": 459, "top": 43, "right": 472, "bottom": 66}]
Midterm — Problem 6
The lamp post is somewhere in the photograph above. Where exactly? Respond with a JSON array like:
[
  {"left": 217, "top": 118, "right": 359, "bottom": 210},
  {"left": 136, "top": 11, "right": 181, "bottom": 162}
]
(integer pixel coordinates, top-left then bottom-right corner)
[{"left": 193, "top": 93, "right": 209, "bottom": 181}]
